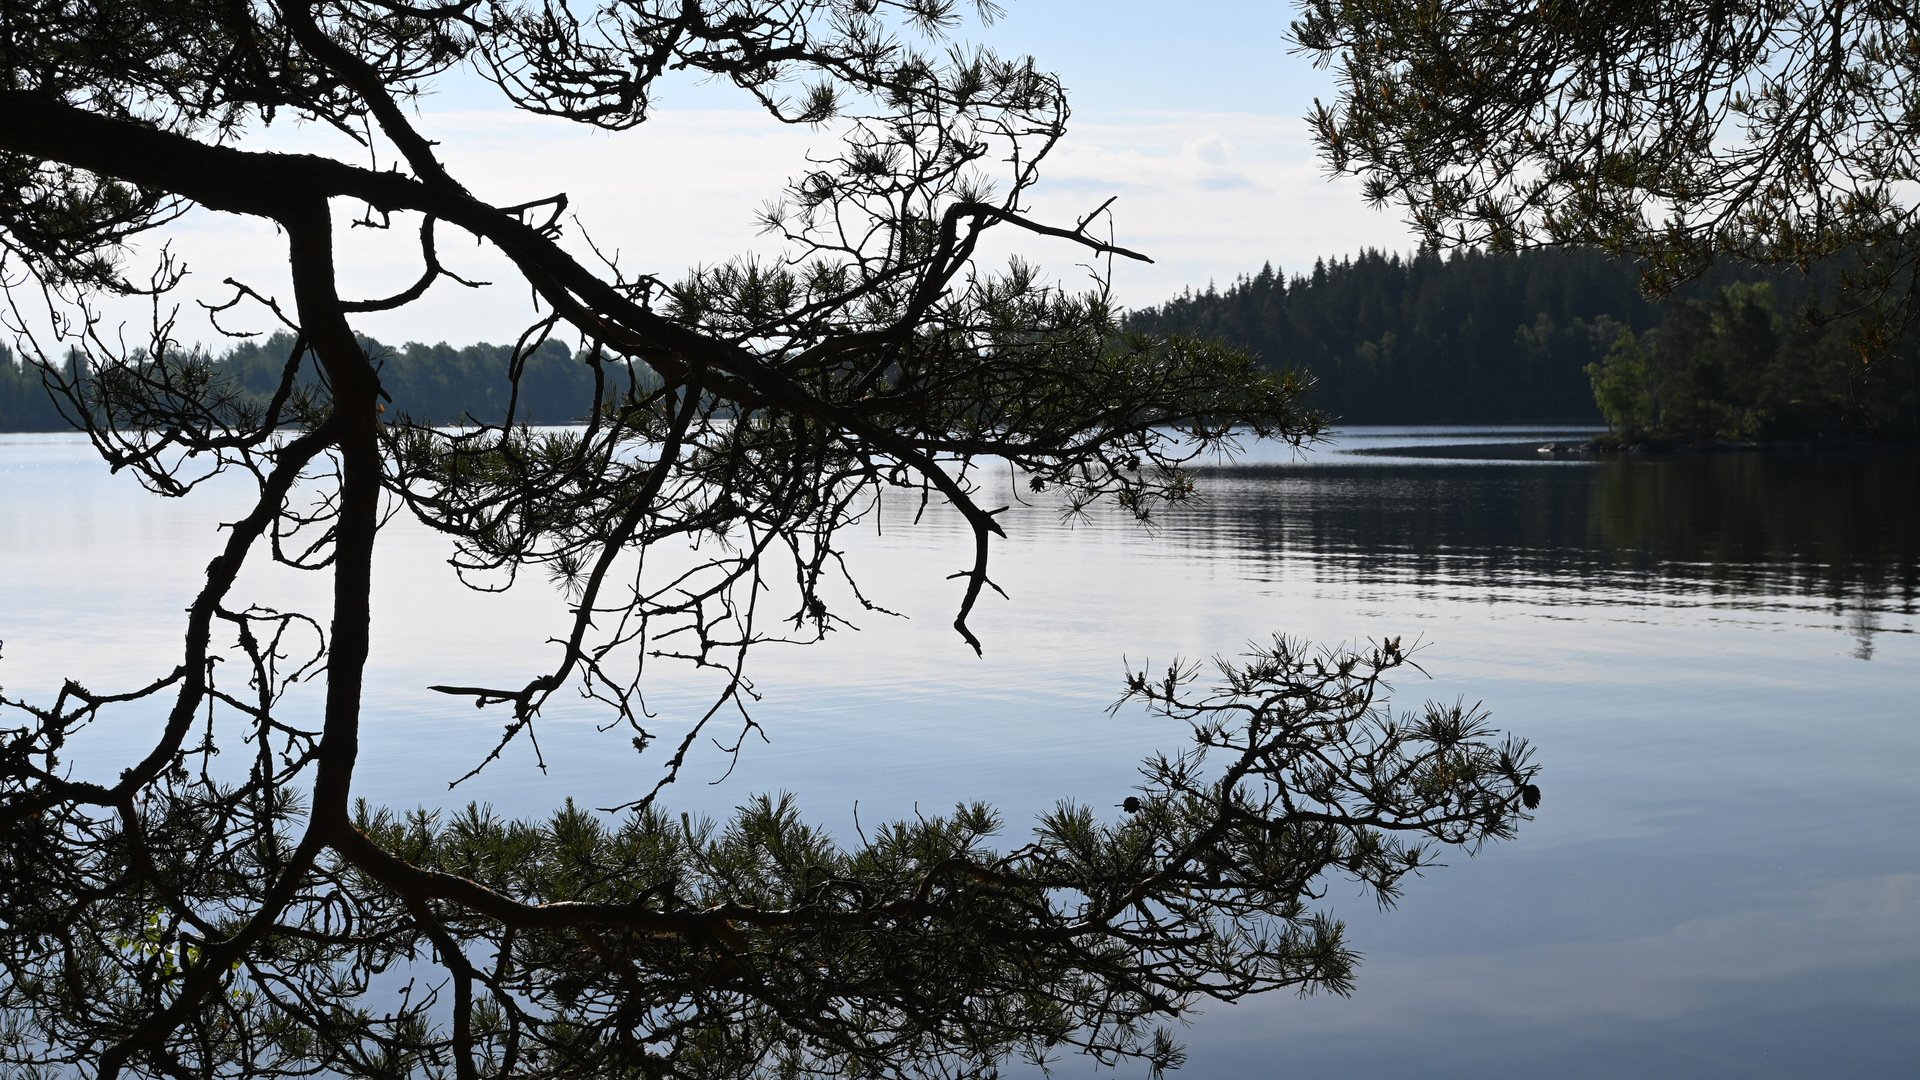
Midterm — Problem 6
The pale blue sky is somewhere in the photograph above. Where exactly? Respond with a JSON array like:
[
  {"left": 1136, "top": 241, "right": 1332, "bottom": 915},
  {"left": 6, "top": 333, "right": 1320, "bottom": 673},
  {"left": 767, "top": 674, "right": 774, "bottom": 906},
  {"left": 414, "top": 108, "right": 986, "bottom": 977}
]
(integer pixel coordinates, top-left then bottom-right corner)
[
  {"left": 966, "top": 0, "right": 1336, "bottom": 114},
  {"left": 116, "top": 1, "right": 1421, "bottom": 347},
  {"left": 418, "top": 0, "right": 1339, "bottom": 117}
]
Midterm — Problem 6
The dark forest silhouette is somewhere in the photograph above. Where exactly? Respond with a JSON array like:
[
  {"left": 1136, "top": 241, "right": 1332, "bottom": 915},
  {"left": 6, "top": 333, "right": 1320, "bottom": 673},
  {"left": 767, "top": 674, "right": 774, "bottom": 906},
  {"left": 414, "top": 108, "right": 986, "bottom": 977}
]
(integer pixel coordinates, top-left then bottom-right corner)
[
  {"left": 1126, "top": 247, "right": 1642, "bottom": 423},
  {"left": 0, "top": 334, "right": 610, "bottom": 432},
  {"left": 1125, "top": 247, "right": 1919, "bottom": 440},
  {"left": 10, "top": 248, "right": 1916, "bottom": 438}
]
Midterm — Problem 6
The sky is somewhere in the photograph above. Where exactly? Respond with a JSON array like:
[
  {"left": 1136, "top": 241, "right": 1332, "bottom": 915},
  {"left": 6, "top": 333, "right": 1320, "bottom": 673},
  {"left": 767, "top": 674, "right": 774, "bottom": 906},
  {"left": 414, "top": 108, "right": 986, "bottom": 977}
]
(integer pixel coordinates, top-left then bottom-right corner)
[{"left": 75, "top": 0, "right": 1428, "bottom": 349}]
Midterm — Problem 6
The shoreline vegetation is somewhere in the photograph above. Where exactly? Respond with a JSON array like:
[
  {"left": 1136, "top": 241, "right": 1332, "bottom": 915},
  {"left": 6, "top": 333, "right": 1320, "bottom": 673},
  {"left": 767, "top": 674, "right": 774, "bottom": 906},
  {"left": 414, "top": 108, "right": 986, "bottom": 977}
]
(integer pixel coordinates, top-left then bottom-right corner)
[
  {"left": 0, "top": 333, "right": 630, "bottom": 433},
  {"left": 1348, "top": 438, "right": 1920, "bottom": 462},
  {"left": 1124, "top": 248, "right": 1920, "bottom": 447},
  {"left": 6, "top": 248, "right": 1918, "bottom": 446}
]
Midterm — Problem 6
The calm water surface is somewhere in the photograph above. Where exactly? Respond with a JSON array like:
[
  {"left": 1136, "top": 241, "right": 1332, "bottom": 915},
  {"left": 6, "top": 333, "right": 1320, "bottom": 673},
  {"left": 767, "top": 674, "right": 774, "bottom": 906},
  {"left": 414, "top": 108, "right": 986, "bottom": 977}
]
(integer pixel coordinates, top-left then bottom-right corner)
[{"left": 1, "top": 426, "right": 1915, "bottom": 1078}]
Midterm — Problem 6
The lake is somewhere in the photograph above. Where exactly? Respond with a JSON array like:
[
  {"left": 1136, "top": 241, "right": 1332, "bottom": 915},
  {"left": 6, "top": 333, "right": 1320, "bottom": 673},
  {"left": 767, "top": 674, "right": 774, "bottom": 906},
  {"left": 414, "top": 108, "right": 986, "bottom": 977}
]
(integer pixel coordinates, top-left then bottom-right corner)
[{"left": 1, "top": 425, "right": 1915, "bottom": 1078}]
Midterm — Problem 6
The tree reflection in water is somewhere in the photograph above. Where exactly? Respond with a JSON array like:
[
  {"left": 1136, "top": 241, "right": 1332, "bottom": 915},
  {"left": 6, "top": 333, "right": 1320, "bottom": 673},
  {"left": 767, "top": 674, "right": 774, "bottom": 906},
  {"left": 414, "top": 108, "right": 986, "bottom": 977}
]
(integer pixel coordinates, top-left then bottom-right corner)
[{"left": 1174, "top": 452, "right": 1918, "bottom": 653}]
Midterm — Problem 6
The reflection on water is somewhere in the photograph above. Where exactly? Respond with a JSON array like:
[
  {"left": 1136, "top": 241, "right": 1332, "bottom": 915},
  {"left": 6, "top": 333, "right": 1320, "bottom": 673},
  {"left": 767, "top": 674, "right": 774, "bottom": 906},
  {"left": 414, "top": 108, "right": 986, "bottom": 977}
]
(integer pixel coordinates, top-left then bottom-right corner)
[
  {"left": 1171, "top": 453, "right": 1918, "bottom": 659},
  {"left": 1136, "top": 443, "right": 1920, "bottom": 1080},
  {"left": 2, "top": 430, "right": 1916, "bottom": 1080}
]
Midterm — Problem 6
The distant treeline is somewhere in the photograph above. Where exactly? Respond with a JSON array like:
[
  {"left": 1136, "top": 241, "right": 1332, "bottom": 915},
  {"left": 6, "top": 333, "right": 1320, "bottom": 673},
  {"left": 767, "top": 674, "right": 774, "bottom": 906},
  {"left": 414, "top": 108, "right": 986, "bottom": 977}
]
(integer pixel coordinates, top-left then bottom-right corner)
[
  {"left": 1124, "top": 248, "right": 1651, "bottom": 423},
  {"left": 0, "top": 334, "right": 618, "bottom": 432},
  {"left": 7, "top": 250, "right": 1916, "bottom": 439},
  {"left": 9, "top": 252, "right": 1652, "bottom": 433},
  {"left": 1122, "top": 246, "right": 1918, "bottom": 438},
  {"left": 0, "top": 342, "right": 80, "bottom": 432}
]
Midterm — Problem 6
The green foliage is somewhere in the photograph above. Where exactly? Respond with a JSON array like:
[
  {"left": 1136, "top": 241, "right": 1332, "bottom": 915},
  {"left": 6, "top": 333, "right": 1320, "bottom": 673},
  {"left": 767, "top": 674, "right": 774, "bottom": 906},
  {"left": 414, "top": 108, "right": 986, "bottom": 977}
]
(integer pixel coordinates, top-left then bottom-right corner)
[
  {"left": 1586, "top": 327, "right": 1656, "bottom": 439},
  {"left": 0, "top": 344, "right": 75, "bottom": 432},
  {"left": 1585, "top": 282, "right": 1920, "bottom": 444},
  {"left": 1295, "top": 0, "right": 1920, "bottom": 382},
  {"left": 0, "top": 0, "right": 1525, "bottom": 1075},
  {"left": 1125, "top": 248, "right": 1645, "bottom": 423},
  {"left": 0, "top": 332, "right": 645, "bottom": 433},
  {"left": 2, "top": 639, "right": 1538, "bottom": 1080},
  {"left": 1124, "top": 246, "right": 1920, "bottom": 440}
]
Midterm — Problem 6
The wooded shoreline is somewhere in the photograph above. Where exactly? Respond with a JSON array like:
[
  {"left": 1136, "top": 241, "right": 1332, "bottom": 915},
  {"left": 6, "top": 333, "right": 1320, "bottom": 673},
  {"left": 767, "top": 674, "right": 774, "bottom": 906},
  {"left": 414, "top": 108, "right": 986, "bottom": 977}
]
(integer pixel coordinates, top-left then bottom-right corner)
[{"left": 8, "top": 248, "right": 1918, "bottom": 441}]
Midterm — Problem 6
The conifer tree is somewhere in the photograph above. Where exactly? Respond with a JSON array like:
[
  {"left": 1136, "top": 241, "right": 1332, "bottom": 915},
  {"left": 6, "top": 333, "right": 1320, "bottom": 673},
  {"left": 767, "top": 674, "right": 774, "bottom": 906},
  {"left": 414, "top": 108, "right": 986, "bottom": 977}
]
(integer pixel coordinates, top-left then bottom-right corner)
[
  {"left": 1294, "top": 0, "right": 1920, "bottom": 425},
  {"left": 0, "top": 3, "right": 1541, "bottom": 1076}
]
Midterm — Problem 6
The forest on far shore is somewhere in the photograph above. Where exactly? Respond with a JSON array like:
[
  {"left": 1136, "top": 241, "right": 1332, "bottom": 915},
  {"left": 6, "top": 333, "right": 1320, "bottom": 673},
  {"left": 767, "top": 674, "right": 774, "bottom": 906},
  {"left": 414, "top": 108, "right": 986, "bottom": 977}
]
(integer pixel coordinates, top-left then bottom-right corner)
[
  {"left": 5, "top": 247, "right": 1917, "bottom": 440},
  {"left": 1123, "top": 247, "right": 1919, "bottom": 441},
  {"left": 1126, "top": 247, "right": 1640, "bottom": 424},
  {"left": 0, "top": 334, "right": 602, "bottom": 433}
]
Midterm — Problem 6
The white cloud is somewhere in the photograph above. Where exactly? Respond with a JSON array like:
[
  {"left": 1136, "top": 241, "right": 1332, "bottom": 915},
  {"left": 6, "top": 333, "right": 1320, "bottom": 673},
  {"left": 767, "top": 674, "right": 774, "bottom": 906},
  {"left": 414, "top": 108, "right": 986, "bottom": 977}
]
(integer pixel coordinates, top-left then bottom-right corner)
[
  {"left": 44, "top": 106, "right": 1419, "bottom": 349},
  {"left": 1022, "top": 109, "right": 1422, "bottom": 306}
]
